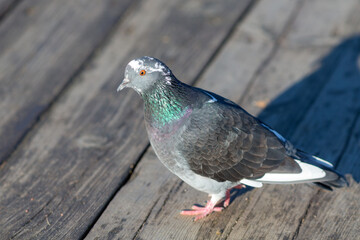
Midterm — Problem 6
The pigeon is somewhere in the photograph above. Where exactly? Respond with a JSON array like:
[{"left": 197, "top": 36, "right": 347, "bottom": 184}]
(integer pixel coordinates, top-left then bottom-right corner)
[{"left": 117, "top": 56, "right": 347, "bottom": 221}]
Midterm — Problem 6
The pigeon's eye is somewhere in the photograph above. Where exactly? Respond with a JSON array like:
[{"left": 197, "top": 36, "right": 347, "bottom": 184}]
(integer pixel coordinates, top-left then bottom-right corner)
[{"left": 139, "top": 70, "right": 146, "bottom": 76}]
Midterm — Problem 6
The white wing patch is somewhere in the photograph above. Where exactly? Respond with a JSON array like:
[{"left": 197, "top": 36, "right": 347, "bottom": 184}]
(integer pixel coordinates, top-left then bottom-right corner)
[{"left": 254, "top": 160, "right": 326, "bottom": 183}]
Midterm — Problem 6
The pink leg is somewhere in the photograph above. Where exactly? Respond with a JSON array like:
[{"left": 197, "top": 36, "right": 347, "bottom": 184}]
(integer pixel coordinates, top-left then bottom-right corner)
[
  {"left": 224, "top": 189, "right": 231, "bottom": 208},
  {"left": 223, "top": 184, "right": 244, "bottom": 208}
]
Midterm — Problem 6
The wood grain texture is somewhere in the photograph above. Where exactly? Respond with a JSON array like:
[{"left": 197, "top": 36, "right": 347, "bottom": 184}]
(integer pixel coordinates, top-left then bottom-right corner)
[
  {"left": 196, "top": 0, "right": 300, "bottom": 100},
  {"left": 226, "top": 0, "right": 360, "bottom": 239},
  {"left": 291, "top": 36, "right": 360, "bottom": 239},
  {"left": 0, "top": 0, "right": 135, "bottom": 164},
  {"left": 86, "top": 149, "right": 180, "bottom": 240},
  {"left": 87, "top": 0, "right": 360, "bottom": 239},
  {"left": 0, "top": 0, "right": 253, "bottom": 239},
  {"left": 0, "top": 0, "right": 21, "bottom": 20},
  {"left": 294, "top": 177, "right": 360, "bottom": 240}
]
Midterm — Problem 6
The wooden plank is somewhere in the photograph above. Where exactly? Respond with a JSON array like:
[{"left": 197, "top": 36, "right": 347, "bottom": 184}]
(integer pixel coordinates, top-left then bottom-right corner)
[
  {"left": 86, "top": 0, "right": 360, "bottom": 239},
  {"left": 294, "top": 110, "right": 360, "bottom": 240},
  {"left": 227, "top": 41, "right": 360, "bottom": 240},
  {"left": 195, "top": 0, "right": 300, "bottom": 99},
  {"left": 226, "top": 0, "right": 360, "bottom": 239},
  {"left": 0, "top": 0, "right": 253, "bottom": 239},
  {"left": 242, "top": 0, "right": 360, "bottom": 137},
  {"left": 85, "top": 149, "right": 181, "bottom": 240},
  {"left": 0, "top": 0, "right": 135, "bottom": 163},
  {"left": 292, "top": 35, "right": 360, "bottom": 240},
  {"left": 0, "top": 0, "right": 20, "bottom": 19},
  {"left": 294, "top": 178, "right": 360, "bottom": 240},
  {"left": 290, "top": 39, "right": 360, "bottom": 163},
  {"left": 85, "top": 1, "right": 305, "bottom": 239}
]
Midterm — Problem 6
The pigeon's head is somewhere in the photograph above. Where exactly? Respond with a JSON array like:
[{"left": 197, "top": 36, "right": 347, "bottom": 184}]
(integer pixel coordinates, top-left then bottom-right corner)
[{"left": 117, "top": 56, "right": 172, "bottom": 94}]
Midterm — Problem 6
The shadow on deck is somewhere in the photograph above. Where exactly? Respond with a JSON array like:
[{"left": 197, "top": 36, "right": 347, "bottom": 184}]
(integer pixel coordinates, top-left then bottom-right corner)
[
  {"left": 258, "top": 35, "right": 360, "bottom": 180},
  {"left": 229, "top": 35, "right": 360, "bottom": 205}
]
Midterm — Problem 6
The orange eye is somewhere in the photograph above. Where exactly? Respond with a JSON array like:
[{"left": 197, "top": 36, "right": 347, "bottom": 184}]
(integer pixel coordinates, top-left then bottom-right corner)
[{"left": 139, "top": 70, "right": 146, "bottom": 76}]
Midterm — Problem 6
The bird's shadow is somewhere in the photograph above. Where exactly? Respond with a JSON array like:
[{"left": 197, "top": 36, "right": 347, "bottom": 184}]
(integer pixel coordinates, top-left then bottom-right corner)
[
  {"left": 227, "top": 35, "right": 360, "bottom": 205},
  {"left": 226, "top": 186, "right": 254, "bottom": 205},
  {"left": 258, "top": 35, "right": 360, "bottom": 181}
]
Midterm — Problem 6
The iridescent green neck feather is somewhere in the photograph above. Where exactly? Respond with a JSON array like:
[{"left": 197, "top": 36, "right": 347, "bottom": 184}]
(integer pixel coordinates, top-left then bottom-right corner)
[{"left": 143, "top": 81, "right": 191, "bottom": 128}]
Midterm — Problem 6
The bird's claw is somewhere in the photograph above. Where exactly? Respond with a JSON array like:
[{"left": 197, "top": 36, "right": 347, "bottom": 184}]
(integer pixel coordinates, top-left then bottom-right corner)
[
  {"left": 180, "top": 184, "right": 245, "bottom": 220},
  {"left": 180, "top": 203, "right": 222, "bottom": 221}
]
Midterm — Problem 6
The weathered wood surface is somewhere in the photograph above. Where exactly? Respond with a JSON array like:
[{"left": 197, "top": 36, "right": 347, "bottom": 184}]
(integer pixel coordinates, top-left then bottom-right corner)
[
  {"left": 1, "top": 0, "right": 359, "bottom": 239},
  {"left": 0, "top": 0, "right": 254, "bottom": 239},
  {"left": 0, "top": 0, "right": 136, "bottom": 164},
  {"left": 0, "top": 0, "right": 20, "bottom": 20},
  {"left": 87, "top": 0, "right": 360, "bottom": 239}
]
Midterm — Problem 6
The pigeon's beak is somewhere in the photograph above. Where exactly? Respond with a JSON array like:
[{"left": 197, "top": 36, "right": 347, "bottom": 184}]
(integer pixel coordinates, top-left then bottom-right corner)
[{"left": 117, "top": 78, "right": 130, "bottom": 92}]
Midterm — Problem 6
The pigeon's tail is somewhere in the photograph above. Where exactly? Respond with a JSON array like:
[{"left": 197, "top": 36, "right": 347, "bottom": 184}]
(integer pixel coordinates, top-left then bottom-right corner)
[
  {"left": 249, "top": 150, "right": 348, "bottom": 190},
  {"left": 294, "top": 150, "right": 348, "bottom": 190}
]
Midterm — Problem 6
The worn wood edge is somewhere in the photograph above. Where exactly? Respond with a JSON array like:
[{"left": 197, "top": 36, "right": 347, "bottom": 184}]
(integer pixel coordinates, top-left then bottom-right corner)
[{"left": 0, "top": 0, "right": 22, "bottom": 23}]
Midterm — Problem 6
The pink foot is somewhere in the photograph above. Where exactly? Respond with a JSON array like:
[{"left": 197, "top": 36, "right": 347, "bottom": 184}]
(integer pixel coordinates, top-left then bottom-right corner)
[
  {"left": 180, "top": 185, "right": 245, "bottom": 221},
  {"left": 180, "top": 201, "right": 223, "bottom": 221}
]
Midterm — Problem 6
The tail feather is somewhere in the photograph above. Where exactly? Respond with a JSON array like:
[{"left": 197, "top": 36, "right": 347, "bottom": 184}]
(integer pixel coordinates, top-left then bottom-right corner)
[
  {"left": 254, "top": 149, "right": 348, "bottom": 189},
  {"left": 294, "top": 149, "right": 348, "bottom": 190}
]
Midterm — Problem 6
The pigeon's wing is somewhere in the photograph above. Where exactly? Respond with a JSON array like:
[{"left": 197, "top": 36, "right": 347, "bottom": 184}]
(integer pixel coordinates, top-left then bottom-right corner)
[{"left": 178, "top": 101, "right": 294, "bottom": 182}]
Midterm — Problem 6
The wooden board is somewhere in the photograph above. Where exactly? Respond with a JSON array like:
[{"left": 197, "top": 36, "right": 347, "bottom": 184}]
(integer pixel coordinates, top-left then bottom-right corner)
[
  {"left": 0, "top": 0, "right": 135, "bottom": 163},
  {"left": 0, "top": 0, "right": 20, "bottom": 20},
  {"left": 292, "top": 32, "right": 360, "bottom": 240},
  {"left": 294, "top": 107, "right": 360, "bottom": 240},
  {"left": 294, "top": 178, "right": 360, "bottom": 240},
  {"left": 0, "top": 0, "right": 253, "bottom": 239},
  {"left": 227, "top": 40, "right": 360, "bottom": 240},
  {"left": 86, "top": 0, "right": 360, "bottom": 239},
  {"left": 226, "top": 0, "right": 360, "bottom": 239}
]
